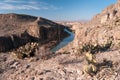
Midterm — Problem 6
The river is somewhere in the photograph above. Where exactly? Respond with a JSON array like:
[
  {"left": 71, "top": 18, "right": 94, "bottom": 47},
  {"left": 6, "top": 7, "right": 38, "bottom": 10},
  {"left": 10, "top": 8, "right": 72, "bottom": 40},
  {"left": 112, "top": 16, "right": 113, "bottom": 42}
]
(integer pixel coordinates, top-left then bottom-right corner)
[{"left": 51, "top": 29, "right": 74, "bottom": 52}]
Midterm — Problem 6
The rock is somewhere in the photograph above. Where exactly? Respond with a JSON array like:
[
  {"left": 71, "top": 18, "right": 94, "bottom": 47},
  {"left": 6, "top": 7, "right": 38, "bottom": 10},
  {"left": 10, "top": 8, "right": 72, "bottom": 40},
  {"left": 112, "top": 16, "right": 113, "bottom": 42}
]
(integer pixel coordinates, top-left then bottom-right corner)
[
  {"left": 96, "top": 68, "right": 115, "bottom": 79},
  {"left": 101, "top": 14, "right": 109, "bottom": 23},
  {"left": 25, "top": 64, "right": 31, "bottom": 69},
  {"left": 38, "top": 69, "right": 51, "bottom": 75},
  {"left": 0, "top": 68, "right": 4, "bottom": 73},
  {"left": 10, "top": 60, "right": 20, "bottom": 69},
  {"left": 0, "top": 55, "right": 7, "bottom": 62},
  {"left": 31, "top": 77, "right": 35, "bottom": 80},
  {"left": 40, "top": 78, "right": 44, "bottom": 80}
]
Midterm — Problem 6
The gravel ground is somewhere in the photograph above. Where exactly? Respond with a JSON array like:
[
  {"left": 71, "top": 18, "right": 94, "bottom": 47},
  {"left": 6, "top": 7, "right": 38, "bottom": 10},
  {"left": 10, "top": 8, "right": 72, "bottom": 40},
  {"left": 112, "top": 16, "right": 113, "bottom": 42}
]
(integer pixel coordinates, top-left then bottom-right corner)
[{"left": 0, "top": 49, "right": 120, "bottom": 80}]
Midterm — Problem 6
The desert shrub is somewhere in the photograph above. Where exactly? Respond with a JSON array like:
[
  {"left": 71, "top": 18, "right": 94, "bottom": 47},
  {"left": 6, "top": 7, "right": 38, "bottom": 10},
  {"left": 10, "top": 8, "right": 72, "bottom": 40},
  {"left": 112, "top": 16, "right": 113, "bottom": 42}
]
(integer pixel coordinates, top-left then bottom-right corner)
[
  {"left": 80, "top": 40, "right": 112, "bottom": 54},
  {"left": 11, "top": 42, "right": 38, "bottom": 59}
]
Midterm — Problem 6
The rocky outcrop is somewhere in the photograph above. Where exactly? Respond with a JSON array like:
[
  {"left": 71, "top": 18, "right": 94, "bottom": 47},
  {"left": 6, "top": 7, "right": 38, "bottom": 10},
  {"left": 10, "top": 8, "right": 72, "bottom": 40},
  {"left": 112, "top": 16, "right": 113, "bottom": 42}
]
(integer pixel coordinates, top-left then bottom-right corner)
[
  {"left": 59, "top": 0, "right": 120, "bottom": 54},
  {"left": 76, "top": 0, "right": 120, "bottom": 50},
  {"left": 0, "top": 13, "right": 69, "bottom": 52},
  {"left": 90, "top": 0, "right": 120, "bottom": 24}
]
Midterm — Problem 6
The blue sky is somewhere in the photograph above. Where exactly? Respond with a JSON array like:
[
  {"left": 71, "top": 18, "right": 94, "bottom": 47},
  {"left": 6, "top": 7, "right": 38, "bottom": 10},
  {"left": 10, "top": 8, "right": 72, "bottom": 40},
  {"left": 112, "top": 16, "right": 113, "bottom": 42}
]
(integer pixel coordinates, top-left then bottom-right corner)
[{"left": 0, "top": 0, "right": 117, "bottom": 21}]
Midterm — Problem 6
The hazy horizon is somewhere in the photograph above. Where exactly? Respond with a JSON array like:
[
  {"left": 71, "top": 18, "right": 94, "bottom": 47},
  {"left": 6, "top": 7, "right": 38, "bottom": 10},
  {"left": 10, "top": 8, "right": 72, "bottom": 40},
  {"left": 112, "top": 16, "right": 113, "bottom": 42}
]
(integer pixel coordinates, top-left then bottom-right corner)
[{"left": 0, "top": 0, "right": 117, "bottom": 21}]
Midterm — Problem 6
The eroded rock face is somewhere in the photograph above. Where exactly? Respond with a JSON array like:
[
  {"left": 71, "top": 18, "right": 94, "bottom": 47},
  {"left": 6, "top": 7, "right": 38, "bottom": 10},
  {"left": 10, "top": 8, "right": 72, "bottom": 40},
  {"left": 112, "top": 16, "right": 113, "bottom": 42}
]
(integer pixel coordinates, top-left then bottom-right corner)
[{"left": 0, "top": 13, "right": 69, "bottom": 52}]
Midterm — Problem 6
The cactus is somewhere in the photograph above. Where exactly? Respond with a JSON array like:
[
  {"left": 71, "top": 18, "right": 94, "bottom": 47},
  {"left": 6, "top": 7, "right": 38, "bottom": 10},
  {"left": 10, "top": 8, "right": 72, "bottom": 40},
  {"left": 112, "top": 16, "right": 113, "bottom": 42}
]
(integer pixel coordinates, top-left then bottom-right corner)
[
  {"left": 84, "top": 64, "right": 97, "bottom": 76},
  {"left": 83, "top": 52, "right": 113, "bottom": 76},
  {"left": 81, "top": 40, "right": 113, "bottom": 76},
  {"left": 11, "top": 42, "right": 38, "bottom": 59},
  {"left": 80, "top": 40, "right": 112, "bottom": 54},
  {"left": 85, "top": 52, "right": 96, "bottom": 64},
  {"left": 83, "top": 52, "right": 97, "bottom": 76}
]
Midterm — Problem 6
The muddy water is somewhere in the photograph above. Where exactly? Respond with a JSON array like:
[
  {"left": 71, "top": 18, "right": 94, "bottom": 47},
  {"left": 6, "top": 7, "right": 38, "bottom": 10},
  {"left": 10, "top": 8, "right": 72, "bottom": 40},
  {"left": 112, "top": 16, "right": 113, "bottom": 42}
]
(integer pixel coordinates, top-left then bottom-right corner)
[{"left": 51, "top": 29, "right": 74, "bottom": 52}]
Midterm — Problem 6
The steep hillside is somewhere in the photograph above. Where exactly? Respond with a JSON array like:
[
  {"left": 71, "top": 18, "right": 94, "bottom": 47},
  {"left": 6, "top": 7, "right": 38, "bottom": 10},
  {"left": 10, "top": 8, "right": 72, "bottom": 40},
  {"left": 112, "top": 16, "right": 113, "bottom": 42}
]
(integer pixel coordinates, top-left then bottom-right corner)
[
  {"left": 0, "top": 13, "right": 69, "bottom": 52},
  {"left": 57, "top": 0, "right": 120, "bottom": 79},
  {"left": 60, "top": 0, "right": 120, "bottom": 53}
]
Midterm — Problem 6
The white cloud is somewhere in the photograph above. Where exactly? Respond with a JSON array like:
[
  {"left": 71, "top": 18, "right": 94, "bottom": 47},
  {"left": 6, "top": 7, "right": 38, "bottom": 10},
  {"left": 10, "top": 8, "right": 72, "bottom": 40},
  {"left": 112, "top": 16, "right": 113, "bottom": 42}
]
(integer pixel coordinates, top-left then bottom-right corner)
[
  {"left": 0, "top": 0, "right": 58, "bottom": 10},
  {"left": 4, "top": 0, "right": 25, "bottom": 3},
  {"left": 18, "top": 5, "right": 40, "bottom": 10},
  {"left": 0, "top": 3, "right": 40, "bottom": 10}
]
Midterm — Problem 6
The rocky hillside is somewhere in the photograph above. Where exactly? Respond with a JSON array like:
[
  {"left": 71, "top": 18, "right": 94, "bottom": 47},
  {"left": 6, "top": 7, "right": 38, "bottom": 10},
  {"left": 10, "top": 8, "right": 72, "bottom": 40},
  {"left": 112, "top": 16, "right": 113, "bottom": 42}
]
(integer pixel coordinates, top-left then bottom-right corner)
[
  {"left": 0, "top": 13, "right": 69, "bottom": 52},
  {"left": 59, "top": 0, "right": 120, "bottom": 53},
  {"left": 1, "top": 0, "right": 120, "bottom": 80},
  {"left": 57, "top": 0, "right": 120, "bottom": 79}
]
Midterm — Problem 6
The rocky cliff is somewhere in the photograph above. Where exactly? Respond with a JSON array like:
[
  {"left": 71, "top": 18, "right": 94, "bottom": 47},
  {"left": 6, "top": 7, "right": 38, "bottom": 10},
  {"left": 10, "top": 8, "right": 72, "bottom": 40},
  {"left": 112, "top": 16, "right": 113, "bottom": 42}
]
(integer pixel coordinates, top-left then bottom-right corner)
[
  {"left": 59, "top": 0, "right": 120, "bottom": 53},
  {"left": 0, "top": 13, "right": 69, "bottom": 52}
]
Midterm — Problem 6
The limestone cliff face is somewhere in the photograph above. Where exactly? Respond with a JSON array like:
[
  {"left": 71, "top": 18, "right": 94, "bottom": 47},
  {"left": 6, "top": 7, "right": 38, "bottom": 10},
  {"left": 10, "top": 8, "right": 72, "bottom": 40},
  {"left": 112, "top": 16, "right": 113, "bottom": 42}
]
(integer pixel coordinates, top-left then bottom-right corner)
[{"left": 0, "top": 13, "right": 69, "bottom": 52}]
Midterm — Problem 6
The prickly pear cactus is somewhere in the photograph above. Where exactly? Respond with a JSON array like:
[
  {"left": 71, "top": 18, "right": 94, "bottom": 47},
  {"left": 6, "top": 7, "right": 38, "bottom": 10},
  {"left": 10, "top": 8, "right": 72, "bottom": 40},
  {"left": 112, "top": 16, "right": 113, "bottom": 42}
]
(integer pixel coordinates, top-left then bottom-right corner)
[
  {"left": 11, "top": 42, "right": 38, "bottom": 59},
  {"left": 83, "top": 52, "right": 97, "bottom": 76},
  {"left": 84, "top": 64, "right": 97, "bottom": 76},
  {"left": 85, "top": 52, "right": 96, "bottom": 64}
]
